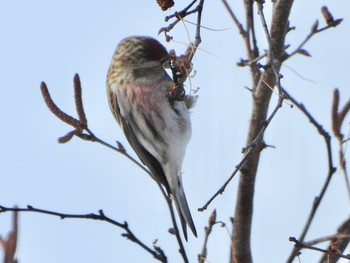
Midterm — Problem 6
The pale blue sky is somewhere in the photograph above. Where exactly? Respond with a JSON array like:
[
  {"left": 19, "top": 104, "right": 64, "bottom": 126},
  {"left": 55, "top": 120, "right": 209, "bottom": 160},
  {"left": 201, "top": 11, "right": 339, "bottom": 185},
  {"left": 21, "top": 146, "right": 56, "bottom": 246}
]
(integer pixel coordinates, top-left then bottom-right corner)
[{"left": 1, "top": 1, "right": 350, "bottom": 262}]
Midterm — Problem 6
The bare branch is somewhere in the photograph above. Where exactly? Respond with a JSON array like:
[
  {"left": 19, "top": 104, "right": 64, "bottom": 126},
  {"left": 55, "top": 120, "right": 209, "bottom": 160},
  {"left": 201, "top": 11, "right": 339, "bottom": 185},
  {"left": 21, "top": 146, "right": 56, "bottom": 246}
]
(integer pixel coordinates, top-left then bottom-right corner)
[
  {"left": 256, "top": 1, "right": 272, "bottom": 53},
  {"left": 159, "top": 0, "right": 204, "bottom": 68},
  {"left": 0, "top": 205, "right": 167, "bottom": 262},
  {"left": 198, "top": 210, "right": 216, "bottom": 263},
  {"left": 158, "top": 0, "right": 199, "bottom": 35},
  {"left": 319, "top": 217, "right": 350, "bottom": 263},
  {"left": 198, "top": 89, "right": 284, "bottom": 212},
  {"left": 289, "top": 237, "right": 350, "bottom": 261},
  {"left": 229, "top": 1, "right": 293, "bottom": 262},
  {"left": 306, "top": 234, "right": 350, "bottom": 246},
  {"left": 163, "top": 182, "right": 189, "bottom": 263},
  {"left": 284, "top": 89, "right": 337, "bottom": 263},
  {"left": 285, "top": 6, "right": 342, "bottom": 61},
  {"left": 187, "top": 0, "right": 204, "bottom": 62},
  {"left": 222, "top": 0, "right": 261, "bottom": 85},
  {"left": 221, "top": 0, "right": 247, "bottom": 39}
]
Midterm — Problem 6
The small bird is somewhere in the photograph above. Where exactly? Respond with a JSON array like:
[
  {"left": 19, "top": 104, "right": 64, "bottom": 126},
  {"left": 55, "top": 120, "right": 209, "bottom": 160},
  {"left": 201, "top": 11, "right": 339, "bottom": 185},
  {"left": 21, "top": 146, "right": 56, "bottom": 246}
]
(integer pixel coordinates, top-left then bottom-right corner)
[{"left": 106, "top": 36, "right": 197, "bottom": 240}]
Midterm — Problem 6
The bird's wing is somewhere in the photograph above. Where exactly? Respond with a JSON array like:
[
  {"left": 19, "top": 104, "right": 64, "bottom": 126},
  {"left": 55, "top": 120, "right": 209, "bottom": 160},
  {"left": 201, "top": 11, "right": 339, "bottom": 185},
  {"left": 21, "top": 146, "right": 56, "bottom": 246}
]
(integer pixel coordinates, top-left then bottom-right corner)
[
  {"left": 120, "top": 115, "right": 170, "bottom": 193},
  {"left": 107, "top": 83, "right": 170, "bottom": 193}
]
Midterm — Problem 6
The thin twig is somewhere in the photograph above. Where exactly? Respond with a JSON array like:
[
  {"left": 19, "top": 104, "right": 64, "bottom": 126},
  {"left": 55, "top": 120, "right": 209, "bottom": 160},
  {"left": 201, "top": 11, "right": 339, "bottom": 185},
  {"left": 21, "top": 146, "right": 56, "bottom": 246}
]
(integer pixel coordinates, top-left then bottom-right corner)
[
  {"left": 198, "top": 210, "right": 216, "bottom": 263},
  {"left": 319, "top": 217, "right": 350, "bottom": 263},
  {"left": 198, "top": 90, "right": 284, "bottom": 212},
  {"left": 284, "top": 89, "right": 337, "bottom": 263},
  {"left": 285, "top": 6, "right": 342, "bottom": 61},
  {"left": 159, "top": 0, "right": 204, "bottom": 127},
  {"left": 160, "top": 0, "right": 204, "bottom": 67},
  {"left": 306, "top": 233, "right": 350, "bottom": 246},
  {"left": 256, "top": 1, "right": 285, "bottom": 98},
  {"left": 0, "top": 206, "right": 167, "bottom": 262},
  {"left": 248, "top": 1, "right": 259, "bottom": 59},
  {"left": 187, "top": 0, "right": 204, "bottom": 62},
  {"left": 289, "top": 237, "right": 350, "bottom": 260},
  {"left": 162, "top": 183, "right": 188, "bottom": 263},
  {"left": 221, "top": 0, "right": 247, "bottom": 38},
  {"left": 159, "top": 0, "right": 199, "bottom": 35},
  {"left": 221, "top": 0, "right": 261, "bottom": 85},
  {"left": 286, "top": 22, "right": 341, "bottom": 61},
  {"left": 198, "top": 149, "right": 249, "bottom": 212},
  {"left": 200, "top": 1, "right": 289, "bottom": 213},
  {"left": 256, "top": 1, "right": 272, "bottom": 55},
  {"left": 284, "top": 12, "right": 343, "bottom": 262},
  {"left": 80, "top": 128, "right": 153, "bottom": 175},
  {"left": 73, "top": 130, "right": 187, "bottom": 256}
]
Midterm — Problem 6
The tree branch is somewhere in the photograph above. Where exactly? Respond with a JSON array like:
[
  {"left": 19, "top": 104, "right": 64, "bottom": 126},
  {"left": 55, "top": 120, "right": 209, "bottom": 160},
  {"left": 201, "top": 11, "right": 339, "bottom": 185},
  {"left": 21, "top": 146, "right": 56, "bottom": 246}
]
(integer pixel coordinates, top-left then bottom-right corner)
[
  {"left": 230, "top": 1, "right": 294, "bottom": 262},
  {"left": 285, "top": 8, "right": 342, "bottom": 61},
  {"left": 319, "top": 217, "right": 350, "bottom": 263},
  {"left": 284, "top": 89, "right": 337, "bottom": 263},
  {"left": 289, "top": 237, "right": 350, "bottom": 261},
  {"left": 198, "top": 91, "right": 284, "bottom": 212},
  {"left": 221, "top": 0, "right": 261, "bottom": 86},
  {"left": 0, "top": 206, "right": 167, "bottom": 262},
  {"left": 198, "top": 210, "right": 216, "bottom": 263}
]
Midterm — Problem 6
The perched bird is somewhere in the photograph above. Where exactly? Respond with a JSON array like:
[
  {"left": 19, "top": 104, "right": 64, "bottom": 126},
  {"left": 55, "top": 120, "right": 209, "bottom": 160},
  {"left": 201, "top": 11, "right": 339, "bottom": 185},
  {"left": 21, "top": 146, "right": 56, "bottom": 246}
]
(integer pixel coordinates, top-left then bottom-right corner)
[{"left": 106, "top": 36, "right": 197, "bottom": 239}]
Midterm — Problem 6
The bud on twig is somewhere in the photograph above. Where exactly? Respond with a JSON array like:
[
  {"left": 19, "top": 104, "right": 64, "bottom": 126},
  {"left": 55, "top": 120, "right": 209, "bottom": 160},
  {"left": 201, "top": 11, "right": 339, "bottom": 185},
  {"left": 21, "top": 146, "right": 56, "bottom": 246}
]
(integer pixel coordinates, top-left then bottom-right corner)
[
  {"left": 73, "top": 74, "right": 87, "bottom": 128},
  {"left": 40, "top": 82, "right": 81, "bottom": 130}
]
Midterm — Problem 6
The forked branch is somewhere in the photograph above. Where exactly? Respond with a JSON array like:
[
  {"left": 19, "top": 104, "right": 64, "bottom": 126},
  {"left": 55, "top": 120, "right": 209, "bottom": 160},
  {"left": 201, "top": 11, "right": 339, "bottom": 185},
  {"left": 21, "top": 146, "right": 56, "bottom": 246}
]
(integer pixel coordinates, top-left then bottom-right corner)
[{"left": 159, "top": 0, "right": 204, "bottom": 68}]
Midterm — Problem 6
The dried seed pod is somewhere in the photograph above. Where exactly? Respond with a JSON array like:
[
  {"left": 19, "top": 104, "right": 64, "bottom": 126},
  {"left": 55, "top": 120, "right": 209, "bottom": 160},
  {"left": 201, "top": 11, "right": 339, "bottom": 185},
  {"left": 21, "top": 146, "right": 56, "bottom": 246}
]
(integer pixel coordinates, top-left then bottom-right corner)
[{"left": 156, "top": 0, "right": 174, "bottom": 11}]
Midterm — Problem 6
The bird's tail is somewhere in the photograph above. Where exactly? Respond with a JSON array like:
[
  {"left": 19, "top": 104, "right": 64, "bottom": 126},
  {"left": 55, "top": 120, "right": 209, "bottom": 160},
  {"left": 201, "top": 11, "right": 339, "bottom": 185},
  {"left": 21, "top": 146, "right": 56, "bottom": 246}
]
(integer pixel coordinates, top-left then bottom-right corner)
[{"left": 172, "top": 184, "right": 197, "bottom": 241}]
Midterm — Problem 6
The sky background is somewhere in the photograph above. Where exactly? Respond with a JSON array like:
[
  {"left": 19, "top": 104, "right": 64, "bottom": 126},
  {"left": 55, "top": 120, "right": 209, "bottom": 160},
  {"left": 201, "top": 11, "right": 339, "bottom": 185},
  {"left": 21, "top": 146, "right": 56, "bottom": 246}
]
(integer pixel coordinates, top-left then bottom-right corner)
[{"left": 1, "top": 1, "right": 350, "bottom": 262}]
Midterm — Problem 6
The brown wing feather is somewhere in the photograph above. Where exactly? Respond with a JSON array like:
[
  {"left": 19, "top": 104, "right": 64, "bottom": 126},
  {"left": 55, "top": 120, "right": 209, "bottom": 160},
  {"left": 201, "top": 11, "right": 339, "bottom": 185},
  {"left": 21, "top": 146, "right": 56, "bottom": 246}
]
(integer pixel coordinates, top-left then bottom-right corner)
[{"left": 108, "top": 87, "right": 171, "bottom": 193}]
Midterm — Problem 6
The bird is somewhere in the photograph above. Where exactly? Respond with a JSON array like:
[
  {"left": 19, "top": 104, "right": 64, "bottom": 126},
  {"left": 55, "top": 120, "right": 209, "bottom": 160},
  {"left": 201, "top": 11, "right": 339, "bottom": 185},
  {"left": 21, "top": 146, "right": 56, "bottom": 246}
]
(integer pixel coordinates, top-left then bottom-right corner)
[{"left": 106, "top": 36, "right": 197, "bottom": 240}]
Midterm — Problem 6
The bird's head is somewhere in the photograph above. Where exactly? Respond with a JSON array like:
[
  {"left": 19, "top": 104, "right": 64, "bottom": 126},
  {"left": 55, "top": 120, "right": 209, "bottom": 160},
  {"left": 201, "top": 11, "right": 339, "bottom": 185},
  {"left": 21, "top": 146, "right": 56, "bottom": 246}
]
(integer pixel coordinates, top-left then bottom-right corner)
[{"left": 114, "top": 36, "right": 172, "bottom": 67}]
